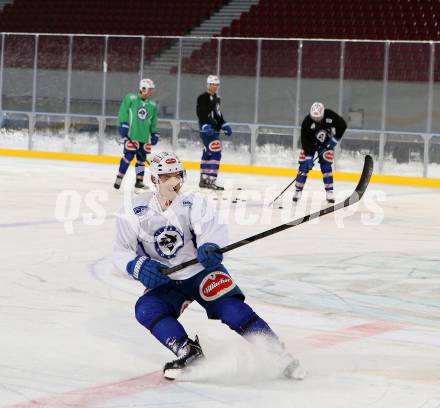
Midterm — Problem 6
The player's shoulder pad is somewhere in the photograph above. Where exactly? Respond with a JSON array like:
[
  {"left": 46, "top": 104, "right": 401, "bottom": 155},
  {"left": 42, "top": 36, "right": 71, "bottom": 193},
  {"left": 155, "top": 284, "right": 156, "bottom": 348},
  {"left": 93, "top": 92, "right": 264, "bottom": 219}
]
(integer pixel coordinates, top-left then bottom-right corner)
[
  {"left": 302, "top": 115, "right": 312, "bottom": 126},
  {"left": 131, "top": 192, "right": 154, "bottom": 216},
  {"left": 148, "top": 99, "right": 157, "bottom": 107},
  {"left": 324, "top": 109, "right": 339, "bottom": 124},
  {"left": 324, "top": 108, "right": 338, "bottom": 118},
  {"left": 133, "top": 205, "right": 149, "bottom": 216},
  {"left": 184, "top": 191, "right": 212, "bottom": 210},
  {"left": 197, "top": 92, "right": 209, "bottom": 101},
  {"left": 126, "top": 93, "right": 137, "bottom": 100},
  {"left": 177, "top": 191, "right": 196, "bottom": 208}
]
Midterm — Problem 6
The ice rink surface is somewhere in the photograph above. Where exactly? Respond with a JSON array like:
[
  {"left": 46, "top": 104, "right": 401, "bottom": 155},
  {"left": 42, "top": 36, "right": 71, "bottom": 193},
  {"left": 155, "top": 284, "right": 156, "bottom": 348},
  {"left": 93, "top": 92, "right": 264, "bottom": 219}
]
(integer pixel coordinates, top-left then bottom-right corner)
[{"left": 0, "top": 156, "right": 439, "bottom": 408}]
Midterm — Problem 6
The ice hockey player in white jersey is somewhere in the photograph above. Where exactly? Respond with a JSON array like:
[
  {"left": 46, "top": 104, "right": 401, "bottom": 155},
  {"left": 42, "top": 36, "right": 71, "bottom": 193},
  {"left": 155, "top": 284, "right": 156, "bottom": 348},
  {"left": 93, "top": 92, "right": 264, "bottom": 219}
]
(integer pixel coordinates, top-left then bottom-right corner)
[{"left": 113, "top": 151, "right": 306, "bottom": 381}]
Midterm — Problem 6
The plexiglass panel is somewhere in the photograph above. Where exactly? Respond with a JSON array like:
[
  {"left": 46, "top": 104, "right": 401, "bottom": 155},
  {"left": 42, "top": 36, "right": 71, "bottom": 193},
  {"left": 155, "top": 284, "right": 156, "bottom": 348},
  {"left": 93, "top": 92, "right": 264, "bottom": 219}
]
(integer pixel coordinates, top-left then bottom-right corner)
[
  {"left": 105, "top": 36, "right": 142, "bottom": 117},
  {"left": 2, "top": 35, "right": 35, "bottom": 111},
  {"left": 70, "top": 36, "right": 105, "bottom": 115},
  {"left": 36, "top": 35, "right": 70, "bottom": 113}
]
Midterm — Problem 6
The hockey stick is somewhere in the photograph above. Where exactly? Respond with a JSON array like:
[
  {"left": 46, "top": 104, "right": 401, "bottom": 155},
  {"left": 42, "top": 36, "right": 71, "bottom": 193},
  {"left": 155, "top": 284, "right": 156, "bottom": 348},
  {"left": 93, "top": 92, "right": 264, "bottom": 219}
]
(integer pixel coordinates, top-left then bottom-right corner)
[
  {"left": 267, "top": 152, "right": 322, "bottom": 207},
  {"left": 163, "top": 155, "right": 373, "bottom": 275},
  {"left": 268, "top": 146, "right": 328, "bottom": 207}
]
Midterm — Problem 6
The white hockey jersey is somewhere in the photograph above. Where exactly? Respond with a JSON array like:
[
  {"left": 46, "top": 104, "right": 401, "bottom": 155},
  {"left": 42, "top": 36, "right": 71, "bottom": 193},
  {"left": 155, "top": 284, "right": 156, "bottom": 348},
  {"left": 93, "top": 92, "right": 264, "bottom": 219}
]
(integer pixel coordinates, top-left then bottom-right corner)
[{"left": 112, "top": 191, "right": 229, "bottom": 280}]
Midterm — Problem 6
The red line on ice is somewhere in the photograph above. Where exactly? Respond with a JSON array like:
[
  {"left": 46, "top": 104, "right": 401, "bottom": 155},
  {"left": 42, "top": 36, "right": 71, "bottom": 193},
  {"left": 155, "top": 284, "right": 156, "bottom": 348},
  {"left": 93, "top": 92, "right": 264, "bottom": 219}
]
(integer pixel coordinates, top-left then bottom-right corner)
[
  {"left": 304, "top": 321, "right": 404, "bottom": 349},
  {"left": 5, "top": 321, "right": 404, "bottom": 407},
  {"left": 4, "top": 370, "right": 169, "bottom": 408}
]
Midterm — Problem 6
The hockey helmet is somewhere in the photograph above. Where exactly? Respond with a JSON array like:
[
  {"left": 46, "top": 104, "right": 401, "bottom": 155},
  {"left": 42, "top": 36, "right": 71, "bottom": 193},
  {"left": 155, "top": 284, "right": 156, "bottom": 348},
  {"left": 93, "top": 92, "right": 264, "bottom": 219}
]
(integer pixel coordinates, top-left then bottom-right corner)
[
  {"left": 149, "top": 152, "right": 186, "bottom": 184},
  {"left": 206, "top": 75, "right": 220, "bottom": 85},
  {"left": 310, "top": 102, "right": 325, "bottom": 121},
  {"left": 139, "top": 78, "right": 155, "bottom": 90}
]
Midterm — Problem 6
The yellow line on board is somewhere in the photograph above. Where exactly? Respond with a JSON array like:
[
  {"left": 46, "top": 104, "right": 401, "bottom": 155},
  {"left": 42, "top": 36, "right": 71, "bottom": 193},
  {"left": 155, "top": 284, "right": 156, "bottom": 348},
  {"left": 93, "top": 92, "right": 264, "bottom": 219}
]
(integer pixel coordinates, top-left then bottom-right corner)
[
  {"left": 1, "top": 148, "right": 440, "bottom": 188},
  {"left": 0, "top": 148, "right": 121, "bottom": 164}
]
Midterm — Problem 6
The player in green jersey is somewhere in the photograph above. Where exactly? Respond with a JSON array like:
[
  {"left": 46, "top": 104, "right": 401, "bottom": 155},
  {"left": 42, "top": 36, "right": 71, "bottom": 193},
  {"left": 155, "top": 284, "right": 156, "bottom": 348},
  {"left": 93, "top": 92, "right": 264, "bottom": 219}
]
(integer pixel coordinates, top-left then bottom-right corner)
[{"left": 114, "top": 78, "right": 160, "bottom": 190}]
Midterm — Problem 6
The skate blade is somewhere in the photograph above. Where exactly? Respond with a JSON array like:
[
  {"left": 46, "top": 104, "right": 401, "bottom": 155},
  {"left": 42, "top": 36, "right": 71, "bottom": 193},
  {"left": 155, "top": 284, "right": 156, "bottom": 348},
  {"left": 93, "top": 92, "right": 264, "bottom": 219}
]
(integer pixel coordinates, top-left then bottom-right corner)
[
  {"left": 285, "top": 365, "right": 307, "bottom": 381},
  {"left": 163, "top": 368, "right": 183, "bottom": 381},
  {"left": 134, "top": 187, "right": 149, "bottom": 194}
]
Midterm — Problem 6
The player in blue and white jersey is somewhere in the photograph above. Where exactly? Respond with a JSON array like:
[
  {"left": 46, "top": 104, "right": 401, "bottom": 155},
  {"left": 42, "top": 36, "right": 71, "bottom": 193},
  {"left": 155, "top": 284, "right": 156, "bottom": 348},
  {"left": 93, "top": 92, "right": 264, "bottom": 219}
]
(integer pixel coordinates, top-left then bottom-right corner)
[{"left": 113, "top": 151, "right": 306, "bottom": 381}]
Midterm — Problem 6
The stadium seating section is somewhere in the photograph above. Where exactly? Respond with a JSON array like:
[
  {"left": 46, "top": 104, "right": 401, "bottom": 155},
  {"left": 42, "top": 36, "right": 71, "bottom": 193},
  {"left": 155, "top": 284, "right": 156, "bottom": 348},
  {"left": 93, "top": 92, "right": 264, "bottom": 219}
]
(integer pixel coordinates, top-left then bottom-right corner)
[
  {"left": 181, "top": 0, "right": 439, "bottom": 80},
  {"left": 0, "top": 0, "right": 225, "bottom": 71},
  {"left": 0, "top": 0, "right": 439, "bottom": 80}
]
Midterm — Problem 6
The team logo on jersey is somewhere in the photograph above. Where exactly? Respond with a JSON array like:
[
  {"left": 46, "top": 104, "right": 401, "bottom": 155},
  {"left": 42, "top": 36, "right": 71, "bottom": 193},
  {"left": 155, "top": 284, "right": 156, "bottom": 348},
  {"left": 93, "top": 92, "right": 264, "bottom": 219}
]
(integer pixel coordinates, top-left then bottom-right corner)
[
  {"left": 208, "top": 140, "right": 222, "bottom": 152},
  {"left": 182, "top": 200, "right": 192, "bottom": 207},
  {"left": 154, "top": 225, "right": 184, "bottom": 259},
  {"left": 199, "top": 271, "right": 236, "bottom": 301},
  {"left": 137, "top": 106, "right": 148, "bottom": 120},
  {"left": 315, "top": 129, "right": 328, "bottom": 143}
]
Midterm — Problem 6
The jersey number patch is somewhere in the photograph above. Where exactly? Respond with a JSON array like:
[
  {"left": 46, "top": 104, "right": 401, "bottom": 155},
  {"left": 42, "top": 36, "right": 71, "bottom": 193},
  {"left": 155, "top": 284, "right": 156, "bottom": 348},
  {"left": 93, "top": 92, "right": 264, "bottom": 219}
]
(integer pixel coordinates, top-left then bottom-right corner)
[{"left": 154, "top": 226, "right": 184, "bottom": 259}]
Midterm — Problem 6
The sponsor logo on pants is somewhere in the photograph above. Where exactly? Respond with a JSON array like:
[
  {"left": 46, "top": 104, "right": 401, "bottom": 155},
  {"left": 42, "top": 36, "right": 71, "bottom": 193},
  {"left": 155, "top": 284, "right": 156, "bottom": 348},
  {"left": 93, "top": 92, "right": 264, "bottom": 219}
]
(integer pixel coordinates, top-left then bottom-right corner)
[
  {"left": 199, "top": 271, "right": 236, "bottom": 301},
  {"left": 208, "top": 140, "right": 222, "bottom": 152}
]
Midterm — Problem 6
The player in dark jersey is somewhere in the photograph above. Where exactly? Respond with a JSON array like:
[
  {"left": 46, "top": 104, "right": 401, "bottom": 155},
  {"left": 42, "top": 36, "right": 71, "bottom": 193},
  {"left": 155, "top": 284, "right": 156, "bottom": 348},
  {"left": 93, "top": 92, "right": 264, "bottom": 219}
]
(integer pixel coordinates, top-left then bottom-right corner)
[
  {"left": 293, "top": 102, "right": 347, "bottom": 203},
  {"left": 196, "top": 75, "right": 232, "bottom": 190}
]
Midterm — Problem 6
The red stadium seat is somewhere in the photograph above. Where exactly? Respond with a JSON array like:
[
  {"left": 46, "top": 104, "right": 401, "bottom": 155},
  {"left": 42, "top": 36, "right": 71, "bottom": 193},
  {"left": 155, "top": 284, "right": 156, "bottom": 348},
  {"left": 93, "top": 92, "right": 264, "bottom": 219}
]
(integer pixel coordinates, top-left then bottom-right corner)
[
  {"left": 2, "top": 0, "right": 439, "bottom": 79},
  {"left": 0, "top": 0, "right": 229, "bottom": 70}
]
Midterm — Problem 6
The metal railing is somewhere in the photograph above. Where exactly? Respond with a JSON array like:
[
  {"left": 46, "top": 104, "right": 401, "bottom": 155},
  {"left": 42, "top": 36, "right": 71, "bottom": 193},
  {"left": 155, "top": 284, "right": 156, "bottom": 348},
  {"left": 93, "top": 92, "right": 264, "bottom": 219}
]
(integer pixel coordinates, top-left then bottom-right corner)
[{"left": 0, "top": 33, "right": 439, "bottom": 178}]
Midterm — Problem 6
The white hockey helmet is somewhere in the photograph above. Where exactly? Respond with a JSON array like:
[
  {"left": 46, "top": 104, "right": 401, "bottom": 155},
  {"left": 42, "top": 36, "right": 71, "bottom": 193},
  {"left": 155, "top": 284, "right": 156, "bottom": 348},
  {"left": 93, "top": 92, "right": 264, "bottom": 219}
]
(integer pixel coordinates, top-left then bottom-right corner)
[
  {"left": 139, "top": 78, "right": 155, "bottom": 90},
  {"left": 310, "top": 102, "right": 324, "bottom": 121},
  {"left": 149, "top": 152, "right": 186, "bottom": 184},
  {"left": 206, "top": 74, "right": 220, "bottom": 85}
]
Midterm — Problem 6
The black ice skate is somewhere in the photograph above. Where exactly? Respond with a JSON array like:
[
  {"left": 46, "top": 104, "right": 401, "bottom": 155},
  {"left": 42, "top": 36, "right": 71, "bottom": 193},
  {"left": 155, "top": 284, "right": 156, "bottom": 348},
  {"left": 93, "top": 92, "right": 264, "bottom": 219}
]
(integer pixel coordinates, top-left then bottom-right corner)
[
  {"left": 199, "top": 175, "right": 224, "bottom": 191},
  {"left": 134, "top": 179, "right": 149, "bottom": 190},
  {"left": 326, "top": 190, "right": 335, "bottom": 204},
  {"left": 114, "top": 175, "right": 123, "bottom": 190},
  {"left": 209, "top": 178, "right": 224, "bottom": 191},
  {"left": 199, "top": 174, "right": 212, "bottom": 189},
  {"left": 163, "top": 336, "right": 204, "bottom": 380},
  {"left": 292, "top": 190, "right": 302, "bottom": 203}
]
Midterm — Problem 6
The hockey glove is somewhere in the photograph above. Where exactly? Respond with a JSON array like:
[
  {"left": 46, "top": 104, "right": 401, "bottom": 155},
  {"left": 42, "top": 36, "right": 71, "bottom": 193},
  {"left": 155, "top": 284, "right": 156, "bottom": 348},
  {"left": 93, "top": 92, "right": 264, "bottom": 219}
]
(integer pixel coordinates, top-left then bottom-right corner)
[
  {"left": 221, "top": 123, "right": 232, "bottom": 137},
  {"left": 197, "top": 242, "right": 223, "bottom": 269},
  {"left": 300, "top": 156, "right": 314, "bottom": 172},
  {"left": 201, "top": 123, "right": 215, "bottom": 137},
  {"left": 119, "top": 122, "right": 130, "bottom": 138},
  {"left": 151, "top": 132, "right": 160, "bottom": 146},
  {"left": 127, "top": 256, "right": 171, "bottom": 290},
  {"left": 326, "top": 136, "right": 339, "bottom": 150}
]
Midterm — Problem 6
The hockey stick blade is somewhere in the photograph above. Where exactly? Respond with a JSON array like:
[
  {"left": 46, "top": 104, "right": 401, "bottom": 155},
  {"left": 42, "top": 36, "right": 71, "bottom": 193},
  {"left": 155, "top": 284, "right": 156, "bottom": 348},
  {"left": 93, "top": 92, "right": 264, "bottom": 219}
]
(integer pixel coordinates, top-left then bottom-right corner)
[
  {"left": 163, "top": 155, "right": 373, "bottom": 275},
  {"left": 268, "top": 151, "right": 323, "bottom": 207}
]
